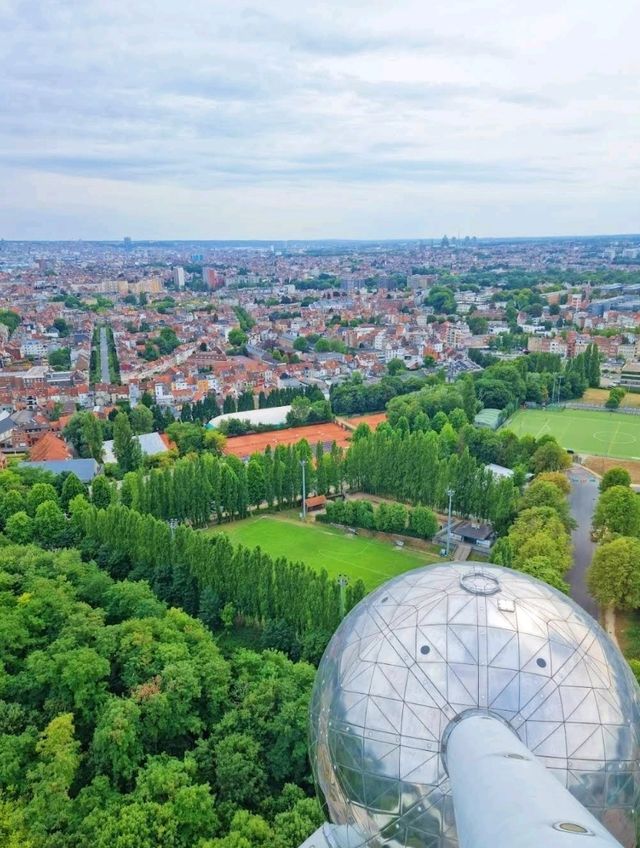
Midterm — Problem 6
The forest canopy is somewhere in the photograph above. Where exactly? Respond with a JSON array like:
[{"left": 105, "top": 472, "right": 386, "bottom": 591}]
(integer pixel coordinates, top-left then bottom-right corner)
[{"left": 0, "top": 545, "right": 322, "bottom": 848}]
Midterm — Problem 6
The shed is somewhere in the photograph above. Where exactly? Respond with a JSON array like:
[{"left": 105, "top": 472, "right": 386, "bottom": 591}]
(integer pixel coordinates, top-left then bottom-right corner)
[{"left": 305, "top": 495, "right": 327, "bottom": 511}]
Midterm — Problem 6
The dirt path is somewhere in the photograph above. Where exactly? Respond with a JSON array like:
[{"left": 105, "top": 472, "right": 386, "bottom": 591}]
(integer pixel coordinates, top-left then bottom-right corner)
[{"left": 603, "top": 606, "right": 620, "bottom": 648}]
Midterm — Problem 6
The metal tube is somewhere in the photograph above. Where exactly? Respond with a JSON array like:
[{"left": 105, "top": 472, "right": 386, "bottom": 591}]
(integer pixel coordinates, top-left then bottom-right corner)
[{"left": 445, "top": 714, "right": 623, "bottom": 848}]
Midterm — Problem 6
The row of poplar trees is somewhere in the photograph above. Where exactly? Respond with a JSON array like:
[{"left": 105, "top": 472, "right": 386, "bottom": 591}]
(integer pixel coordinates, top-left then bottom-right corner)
[
  {"left": 80, "top": 502, "right": 365, "bottom": 641},
  {"left": 118, "top": 421, "right": 520, "bottom": 534},
  {"left": 121, "top": 442, "right": 345, "bottom": 526}
]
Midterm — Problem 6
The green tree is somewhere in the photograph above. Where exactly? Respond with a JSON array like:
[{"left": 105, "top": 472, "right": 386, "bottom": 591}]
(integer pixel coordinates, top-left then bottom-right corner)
[
  {"left": 48, "top": 347, "right": 71, "bottom": 370},
  {"left": 0, "top": 309, "right": 21, "bottom": 334},
  {"left": 247, "top": 460, "right": 266, "bottom": 510},
  {"left": 215, "top": 734, "right": 266, "bottom": 807},
  {"left": 5, "top": 511, "right": 34, "bottom": 543},
  {"left": 228, "top": 328, "right": 248, "bottom": 348},
  {"left": 605, "top": 387, "right": 625, "bottom": 409},
  {"left": 63, "top": 411, "right": 101, "bottom": 459},
  {"left": 0, "top": 488, "right": 25, "bottom": 526},
  {"left": 91, "top": 698, "right": 144, "bottom": 786},
  {"left": 530, "top": 440, "right": 571, "bottom": 473},
  {"left": 467, "top": 315, "right": 489, "bottom": 335},
  {"left": 26, "top": 482, "right": 59, "bottom": 515},
  {"left": 408, "top": 506, "right": 438, "bottom": 539},
  {"left": 588, "top": 537, "right": 640, "bottom": 609},
  {"left": 203, "top": 430, "right": 227, "bottom": 455},
  {"left": 507, "top": 506, "right": 572, "bottom": 576},
  {"left": 53, "top": 317, "right": 70, "bottom": 337},
  {"left": 28, "top": 713, "right": 80, "bottom": 833},
  {"left": 221, "top": 602, "right": 235, "bottom": 630},
  {"left": 61, "top": 473, "right": 87, "bottom": 510},
  {"left": 34, "top": 500, "right": 67, "bottom": 547},
  {"left": 113, "top": 412, "right": 142, "bottom": 472},
  {"left": 166, "top": 422, "right": 205, "bottom": 455},
  {"left": 593, "top": 485, "right": 640, "bottom": 537},
  {"left": 91, "top": 475, "right": 113, "bottom": 509},
  {"left": 129, "top": 405, "right": 154, "bottom": 434},
  {"left": 519, "top": 480, "right": 572, "bottom": 529},
  {"left": 517, "top": 555, "right": 570, "bottom": 593},
  {"left": 599, "top": 467, "right": 632, "bottom": 492},
  {"left": 387, "top": 358, "right": 406, "bottom": 375},
  {"left": 535, "top": 471, "right": 571, "bottom": 495}
]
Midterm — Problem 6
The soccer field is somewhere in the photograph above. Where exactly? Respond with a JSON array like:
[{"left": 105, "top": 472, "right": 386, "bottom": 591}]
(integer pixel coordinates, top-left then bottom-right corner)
[
  {"left": 205, "top": 516, "right": 440, "bottom": 590},
  {"left": 503, "top": 407, "right": 640, "bottom": 459}
]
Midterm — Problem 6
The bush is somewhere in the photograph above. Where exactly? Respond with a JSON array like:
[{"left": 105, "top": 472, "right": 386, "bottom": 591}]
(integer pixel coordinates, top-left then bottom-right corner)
[{"left": 321, "top": 499, "right": 438, "bottom": 540}]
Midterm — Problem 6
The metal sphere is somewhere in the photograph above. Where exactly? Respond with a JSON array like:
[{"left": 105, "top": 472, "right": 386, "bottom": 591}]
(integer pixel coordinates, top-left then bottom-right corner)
[{"left": 309, "top": 562, "right": 640, "bottom": 847}]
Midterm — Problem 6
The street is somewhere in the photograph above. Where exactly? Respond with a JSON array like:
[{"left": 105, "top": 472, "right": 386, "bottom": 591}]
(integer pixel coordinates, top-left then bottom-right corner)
[
  {"left": 99, "top": 326, "right": 110, "bottom": 384},
  {"left": 566, "top": 465, "right": 599, "bottom": 619}
]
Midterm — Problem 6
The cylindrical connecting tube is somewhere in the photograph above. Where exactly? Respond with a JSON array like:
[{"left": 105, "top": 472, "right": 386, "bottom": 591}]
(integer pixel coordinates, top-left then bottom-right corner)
[{"left": 445, "top": 714, "right": 623, "bottom": 848}]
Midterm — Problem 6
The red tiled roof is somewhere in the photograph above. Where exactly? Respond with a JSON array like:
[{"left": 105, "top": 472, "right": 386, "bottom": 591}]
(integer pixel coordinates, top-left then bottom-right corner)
[
  {"left": 160, "top": 433, "right": 176, "bottom": 451},
  {"left": 29, "top": 432, "right": 73, "bottom": 461}
]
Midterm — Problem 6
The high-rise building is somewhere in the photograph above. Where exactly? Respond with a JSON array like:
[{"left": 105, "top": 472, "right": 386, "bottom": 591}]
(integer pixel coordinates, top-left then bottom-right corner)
[
  {"left": 173, "top": 266, "right": 185, "bottom": 289},
  {"left": 203, "top": 267, "right": 224, "bottom": 290}
]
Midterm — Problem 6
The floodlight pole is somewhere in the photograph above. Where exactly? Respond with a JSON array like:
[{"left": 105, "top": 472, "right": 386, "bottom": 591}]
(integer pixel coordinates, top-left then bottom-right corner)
[
  {"left": 445, "top": 488, "right": 454, "bottom": 556},
  {"left": 300, "top": 459, "right": 307, "bottom": 520},
  {"left": 337, "top": 574, "right": 349, "bottom": 618}
]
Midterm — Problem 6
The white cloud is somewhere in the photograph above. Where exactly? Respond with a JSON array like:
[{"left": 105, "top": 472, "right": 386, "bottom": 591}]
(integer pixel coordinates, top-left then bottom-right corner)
[{"left": 0, "top": 0, "right": 638, "bottom": 238}]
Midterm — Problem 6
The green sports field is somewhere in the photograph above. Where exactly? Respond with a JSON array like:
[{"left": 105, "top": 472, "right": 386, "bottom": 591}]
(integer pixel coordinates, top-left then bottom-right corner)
[
  {"left": 205, "top": 516, "right": 440, "bottom": 590},
  {"left": 503, "top": 407, "right": 640, "bottom": 459}
]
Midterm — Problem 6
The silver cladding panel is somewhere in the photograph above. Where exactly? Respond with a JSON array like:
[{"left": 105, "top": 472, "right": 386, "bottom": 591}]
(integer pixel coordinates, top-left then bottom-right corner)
[{"left": 309, "top": 562, "right": 640, "bottom": 848}]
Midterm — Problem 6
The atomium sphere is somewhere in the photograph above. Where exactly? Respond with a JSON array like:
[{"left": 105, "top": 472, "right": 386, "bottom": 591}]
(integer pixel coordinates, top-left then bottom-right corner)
[{"left": 309, "top": 562, "right": 640, "bottom": 848}]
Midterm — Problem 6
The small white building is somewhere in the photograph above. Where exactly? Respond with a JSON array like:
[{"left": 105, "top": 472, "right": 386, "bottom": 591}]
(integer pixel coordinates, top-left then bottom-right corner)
[
  {"left": 102, "top": 431, "right": 170, "bottom": 464},
  {"left": 486, "top": 463, "right": 514, "bottom": 480},
  {"left": 208, "top": 405, "right": 291, "bottom": 429}
]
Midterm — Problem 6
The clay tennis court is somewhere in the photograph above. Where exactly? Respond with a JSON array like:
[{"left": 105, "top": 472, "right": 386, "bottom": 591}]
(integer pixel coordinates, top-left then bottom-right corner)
[
  {"left": 224, "top": 421, "right": 352, "bottom": 459},
  {"left": 345, "top": 412, "right": 388, "bottom": 429}
]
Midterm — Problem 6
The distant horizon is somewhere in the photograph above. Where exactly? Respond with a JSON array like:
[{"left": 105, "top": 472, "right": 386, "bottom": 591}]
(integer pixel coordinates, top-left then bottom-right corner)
[{"left": 2, "top": 231, "right": 640, "bottom": 246}]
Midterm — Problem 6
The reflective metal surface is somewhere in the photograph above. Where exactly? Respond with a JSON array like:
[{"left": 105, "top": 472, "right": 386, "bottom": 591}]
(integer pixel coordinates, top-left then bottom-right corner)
[{"left": 309, "top": 563, "right": 640, "bottom": 848}]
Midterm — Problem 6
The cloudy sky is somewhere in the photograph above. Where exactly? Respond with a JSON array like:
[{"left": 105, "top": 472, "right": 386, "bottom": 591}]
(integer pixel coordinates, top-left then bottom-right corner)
[{"left": 1, "top": 0, "right": 638, "bottom": 239}]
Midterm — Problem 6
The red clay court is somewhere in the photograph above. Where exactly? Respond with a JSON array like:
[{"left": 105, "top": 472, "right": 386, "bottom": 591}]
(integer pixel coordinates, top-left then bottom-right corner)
[
  {"left": 223, "top": 421, "right": 352, "bottom": 459},
  {"left": 345, "top": 412, "right": 388, "bottom": 430}
]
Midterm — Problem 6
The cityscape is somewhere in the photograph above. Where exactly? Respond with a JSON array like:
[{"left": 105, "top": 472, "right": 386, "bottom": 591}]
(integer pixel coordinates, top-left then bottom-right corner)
[
  {"left": 1, "top": 0, "right": 640, "bottom": 846},
  {"left": 0, "top": 233, "right": 639, "bottom": 846}
]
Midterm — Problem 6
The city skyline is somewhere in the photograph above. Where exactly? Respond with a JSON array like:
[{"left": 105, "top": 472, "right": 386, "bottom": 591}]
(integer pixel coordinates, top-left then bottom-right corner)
[{"left": 1, "top": 0, "right": 639, "bottom": 239}]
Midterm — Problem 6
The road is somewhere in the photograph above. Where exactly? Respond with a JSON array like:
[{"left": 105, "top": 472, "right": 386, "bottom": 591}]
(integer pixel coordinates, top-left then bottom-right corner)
[
  {"left": 566, "top": 465, "right": 599, "bottom": 619},
  {"left": 99, "top": 326, "right": 110, "bottom": 384}
]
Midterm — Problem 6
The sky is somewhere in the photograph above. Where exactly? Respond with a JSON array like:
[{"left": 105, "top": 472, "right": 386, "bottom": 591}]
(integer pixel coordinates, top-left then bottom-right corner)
[{"left": 1, "top": 0, "right": 639, "bottom": 240}]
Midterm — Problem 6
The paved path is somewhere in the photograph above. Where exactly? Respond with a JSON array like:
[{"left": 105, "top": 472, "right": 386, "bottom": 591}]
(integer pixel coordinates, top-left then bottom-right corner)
[
  {"left": 566, "top": 466, "right": 599, "bottom": 619},
  {"left": 99, "top": 326, "right": 110, "bottom": 384}
]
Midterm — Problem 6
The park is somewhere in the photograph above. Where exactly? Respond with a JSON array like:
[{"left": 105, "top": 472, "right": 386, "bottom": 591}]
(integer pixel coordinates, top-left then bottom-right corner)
[
  {"left": 205, "top": 514, "right": 441, "bottom": 590},
  {"left": 503, "top": 407, "right": 640, "bottom": 460}
]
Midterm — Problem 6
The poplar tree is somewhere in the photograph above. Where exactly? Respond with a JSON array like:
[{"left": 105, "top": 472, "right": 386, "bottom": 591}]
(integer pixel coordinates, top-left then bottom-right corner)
[{"left": 113, "top": 412, "right": 142, "bottom": 472}]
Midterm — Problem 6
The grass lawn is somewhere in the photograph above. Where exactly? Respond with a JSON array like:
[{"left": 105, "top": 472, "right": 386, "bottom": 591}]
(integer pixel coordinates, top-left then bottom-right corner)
[
  {"left": 582, "top": 387, "right": 640, "bottom": 408},
  {"left": 503, "top": 407, "right": 640, "bottom": 459},
  {"left": 204, "top": 515, "right": 440, "bottom": 590}
]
